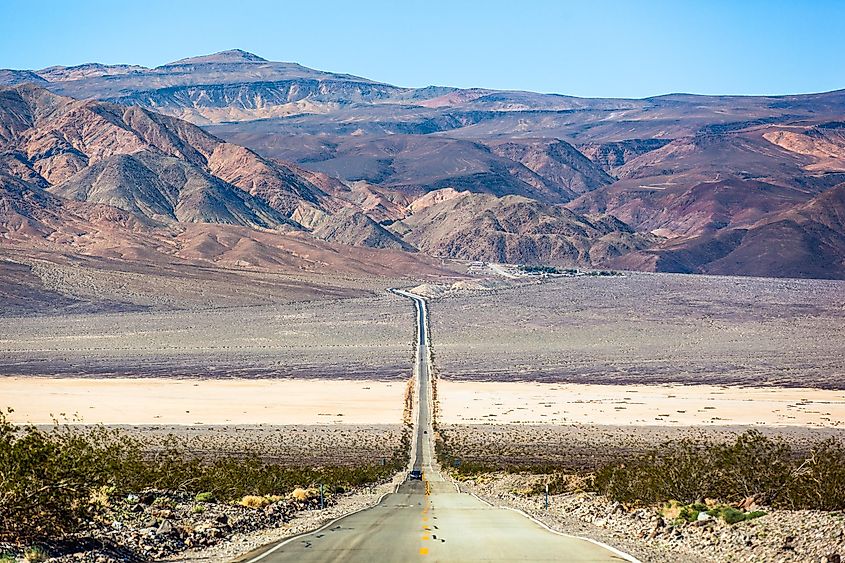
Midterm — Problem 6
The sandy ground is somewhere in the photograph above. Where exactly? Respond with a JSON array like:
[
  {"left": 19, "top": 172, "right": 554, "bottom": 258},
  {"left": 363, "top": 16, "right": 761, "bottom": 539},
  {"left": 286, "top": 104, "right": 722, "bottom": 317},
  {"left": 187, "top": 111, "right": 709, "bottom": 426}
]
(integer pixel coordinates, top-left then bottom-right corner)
[
  {"left": 1, "top": 377, "right": 405, "bottom": 425},
  {"left": 438, "top": 381, "right": 845, "bottom": 428}
]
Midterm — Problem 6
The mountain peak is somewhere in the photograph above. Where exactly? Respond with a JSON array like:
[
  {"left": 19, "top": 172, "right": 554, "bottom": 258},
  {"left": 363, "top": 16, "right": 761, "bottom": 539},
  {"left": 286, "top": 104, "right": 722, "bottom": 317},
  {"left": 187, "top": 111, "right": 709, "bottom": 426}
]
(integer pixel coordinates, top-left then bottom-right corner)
[{"left": 163, "top": 49, "right": 267, "bottom": 66}]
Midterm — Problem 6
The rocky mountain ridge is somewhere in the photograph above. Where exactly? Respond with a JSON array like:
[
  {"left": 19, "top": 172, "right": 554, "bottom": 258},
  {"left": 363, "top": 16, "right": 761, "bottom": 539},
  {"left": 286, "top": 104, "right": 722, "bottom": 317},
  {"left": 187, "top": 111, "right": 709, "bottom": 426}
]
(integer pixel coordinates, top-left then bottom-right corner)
[{"left": 4, "top": 50, "right": 845, "bottom": 278}]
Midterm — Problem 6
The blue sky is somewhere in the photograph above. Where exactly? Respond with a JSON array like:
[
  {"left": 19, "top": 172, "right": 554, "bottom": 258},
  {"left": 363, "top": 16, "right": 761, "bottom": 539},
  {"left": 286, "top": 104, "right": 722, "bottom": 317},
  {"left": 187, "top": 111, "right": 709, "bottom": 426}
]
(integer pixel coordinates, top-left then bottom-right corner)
[{"left": 2, "top": 0, "right": 844, "bottom": 98}]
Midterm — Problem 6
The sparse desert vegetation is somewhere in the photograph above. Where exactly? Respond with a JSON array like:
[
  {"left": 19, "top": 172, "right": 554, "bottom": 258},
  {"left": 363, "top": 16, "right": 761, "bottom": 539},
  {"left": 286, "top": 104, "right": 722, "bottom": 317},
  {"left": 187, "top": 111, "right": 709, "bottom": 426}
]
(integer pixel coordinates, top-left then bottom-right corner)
[
  {"left": 438, "top": 426, "right": 845, "bottom": 510},
  {"left": 436, "top": 424, "right": 845, "bottom": 472},
  {"left": 430, "top": 272, "right": 845, "bottom": 388},
  {"left": 77, "top": 424, "right": 406, "bottom": 467},
  {"left": 0, "top": 410, "right": 407, "bottom": 558},
  {"left": 0, "top": 292, "right": 419, "bottom": 379},
  {"left": 439, "top": 428, "right": 845, "bottom": 562},
  {"left": 589, "top": 431, "right": 845, "bottom": 511}
]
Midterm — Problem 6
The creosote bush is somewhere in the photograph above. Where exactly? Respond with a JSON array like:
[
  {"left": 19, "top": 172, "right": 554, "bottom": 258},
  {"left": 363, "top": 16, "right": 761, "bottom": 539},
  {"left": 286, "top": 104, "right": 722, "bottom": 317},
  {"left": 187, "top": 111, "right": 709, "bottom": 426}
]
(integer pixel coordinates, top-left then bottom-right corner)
[
  {"left": 440, "top": 429, "right": 845, "bottom": 512},
  {"left": 194, "top": 491, "right": 216, "bottom": 503},
  {"left": 0, "top": 409, "right": 404, "bottom": 542},
  {"left": 661, "top": 500, "right": 766, "bottom": 525},
  {"left": 591, "top": 430, "right": 845, "bottom": 510}
]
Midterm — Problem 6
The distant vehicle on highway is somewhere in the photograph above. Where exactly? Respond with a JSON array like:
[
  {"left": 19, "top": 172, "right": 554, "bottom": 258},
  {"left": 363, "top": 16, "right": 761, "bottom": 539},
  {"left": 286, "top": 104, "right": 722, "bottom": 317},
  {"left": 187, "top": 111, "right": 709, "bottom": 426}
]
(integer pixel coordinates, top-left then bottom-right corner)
[{"left": 409, "top": 470, "right": 423, "bottom": 480}]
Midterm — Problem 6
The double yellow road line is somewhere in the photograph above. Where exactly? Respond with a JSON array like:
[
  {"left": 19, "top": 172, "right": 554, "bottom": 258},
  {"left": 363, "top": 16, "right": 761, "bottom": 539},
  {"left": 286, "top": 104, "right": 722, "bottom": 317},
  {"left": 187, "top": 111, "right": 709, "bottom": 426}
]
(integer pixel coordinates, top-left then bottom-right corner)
[{"left": 421, "top": 473, "right": 431, "bottom": 555}]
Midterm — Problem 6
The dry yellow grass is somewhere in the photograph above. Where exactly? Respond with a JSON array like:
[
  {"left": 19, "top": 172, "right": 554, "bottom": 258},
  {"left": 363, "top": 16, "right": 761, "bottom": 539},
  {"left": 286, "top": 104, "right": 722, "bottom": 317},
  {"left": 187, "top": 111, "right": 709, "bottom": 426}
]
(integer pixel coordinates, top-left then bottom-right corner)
[
  {"left": 238, "top": 495, "right": 274, "bottom": 509},
  {"left": 290, "top": 487, "right": 319, "bottom": 501}
]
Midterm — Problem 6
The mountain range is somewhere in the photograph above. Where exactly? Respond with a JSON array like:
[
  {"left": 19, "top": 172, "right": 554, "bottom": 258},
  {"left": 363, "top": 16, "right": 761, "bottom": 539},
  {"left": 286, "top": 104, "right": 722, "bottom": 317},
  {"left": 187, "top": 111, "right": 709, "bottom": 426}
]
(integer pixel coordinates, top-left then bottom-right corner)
[{"left": 2, "top": 49, "right": 845, "bottom": 279}]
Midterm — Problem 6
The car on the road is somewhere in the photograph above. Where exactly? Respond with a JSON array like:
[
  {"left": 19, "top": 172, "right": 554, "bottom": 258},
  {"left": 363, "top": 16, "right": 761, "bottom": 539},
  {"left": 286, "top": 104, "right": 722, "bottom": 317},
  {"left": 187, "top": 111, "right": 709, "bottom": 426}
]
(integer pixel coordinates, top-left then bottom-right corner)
[{"left": 409, "top": 470, "right": 423, "bottom": 480}]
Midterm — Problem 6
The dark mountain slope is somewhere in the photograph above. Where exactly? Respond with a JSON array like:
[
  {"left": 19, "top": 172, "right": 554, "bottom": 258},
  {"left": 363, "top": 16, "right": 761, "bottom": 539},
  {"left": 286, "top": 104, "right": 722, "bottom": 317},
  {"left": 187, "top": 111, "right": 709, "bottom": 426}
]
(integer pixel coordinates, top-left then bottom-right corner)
[
  {"left": 311, "top": 207, "right": 415, "bottom": 251},
  {"left": 611, "top": 183, "right": 845, "bottom": 279},
  {"left": 0, "top": 84, "right": 331, "bottom": 223},
  {"left": 50, "top": 151, "right": 295, "bottom": 229},
  {"left": 400, "top": 190, "right": 655, "bottom": 267}
]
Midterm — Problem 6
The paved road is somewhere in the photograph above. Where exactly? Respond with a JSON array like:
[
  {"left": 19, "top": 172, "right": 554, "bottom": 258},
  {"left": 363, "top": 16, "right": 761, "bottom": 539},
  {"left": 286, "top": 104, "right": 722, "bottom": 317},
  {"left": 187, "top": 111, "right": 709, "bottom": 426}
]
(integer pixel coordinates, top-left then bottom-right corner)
[{"left": 239, "top": 290, "right": 635, "bottom": 562}]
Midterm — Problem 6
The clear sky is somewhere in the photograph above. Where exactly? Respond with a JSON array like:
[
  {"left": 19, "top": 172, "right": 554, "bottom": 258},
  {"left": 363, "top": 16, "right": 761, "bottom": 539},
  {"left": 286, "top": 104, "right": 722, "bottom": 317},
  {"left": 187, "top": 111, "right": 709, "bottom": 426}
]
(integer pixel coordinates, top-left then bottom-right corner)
[{"left": 2, "top": 0, "right": 844, "bottom": 98}]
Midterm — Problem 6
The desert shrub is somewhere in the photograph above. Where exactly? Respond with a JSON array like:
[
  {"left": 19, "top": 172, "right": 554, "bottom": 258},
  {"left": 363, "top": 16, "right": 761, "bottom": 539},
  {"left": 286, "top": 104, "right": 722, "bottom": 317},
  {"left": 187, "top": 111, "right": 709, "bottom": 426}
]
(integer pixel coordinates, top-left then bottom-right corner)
[
  {"left": 442, "top": 427, "right": 845, "bottom": 512},
  {"left": 0, "top": 410, "right": 116, "bottom": 540},
  {"left": 715, "top": 430, "right": 792, "bottom": 505},
  {"left": 782, "top": 438, "right": 845, "bottom": 510},
  {"left": 24, "top": 546, "right": 48, "bottom": 563},
  {"left": 238, "top": 495, "right": 272, "bottom": 509},
  {"left": 592, "top": 438, "right": 718, "bottom": 504},
  {"left": 194, "top": 491, "right": 216, "bottom": 503},
  {"left": 290, "top": 487, "right": 319, "bottom": 501},
  {"left": 591, "top": 430, "right": 845, "bottom": 510},
  {"left": 704, "top": 505, "right": 766, "bottom": 524},
  {"left": 0, "top": 409, "right": 405, "bottom": 542}
]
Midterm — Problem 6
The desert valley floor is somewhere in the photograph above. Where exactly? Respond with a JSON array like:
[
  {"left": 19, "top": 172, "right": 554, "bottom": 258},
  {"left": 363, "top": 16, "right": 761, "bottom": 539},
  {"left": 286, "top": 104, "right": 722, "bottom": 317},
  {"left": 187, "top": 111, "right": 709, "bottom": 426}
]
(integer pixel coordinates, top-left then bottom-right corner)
[
  {"left": 3, "top": 270, "right": 844, "bottom": 437},
  {"left": 2, "top": 265, "right": 845, "bottom": 562}
]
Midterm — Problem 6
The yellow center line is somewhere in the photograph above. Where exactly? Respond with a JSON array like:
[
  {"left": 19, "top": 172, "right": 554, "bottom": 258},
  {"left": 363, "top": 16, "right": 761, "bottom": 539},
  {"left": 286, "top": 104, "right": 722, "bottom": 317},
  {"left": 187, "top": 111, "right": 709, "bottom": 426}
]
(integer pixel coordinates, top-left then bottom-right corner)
[
  {"left": 420, "top": 547, "right": 429, "bottom": 555},
  {"left": 422, "top": 535, "right": 430, "bottom": 540}
]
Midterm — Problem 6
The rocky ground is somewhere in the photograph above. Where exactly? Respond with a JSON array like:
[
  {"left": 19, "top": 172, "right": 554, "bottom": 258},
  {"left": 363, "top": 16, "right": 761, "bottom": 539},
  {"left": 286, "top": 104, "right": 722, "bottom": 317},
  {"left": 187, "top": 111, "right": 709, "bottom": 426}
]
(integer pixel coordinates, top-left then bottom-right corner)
[
  {"left": 456, "top": 472, "right": 845, "bottom": 563},
  {"left": 167, "top": 476, "right": 402, "bottom": 563},
  {"left": 0, "top": 475, "right": 403, "bottom": 563}
]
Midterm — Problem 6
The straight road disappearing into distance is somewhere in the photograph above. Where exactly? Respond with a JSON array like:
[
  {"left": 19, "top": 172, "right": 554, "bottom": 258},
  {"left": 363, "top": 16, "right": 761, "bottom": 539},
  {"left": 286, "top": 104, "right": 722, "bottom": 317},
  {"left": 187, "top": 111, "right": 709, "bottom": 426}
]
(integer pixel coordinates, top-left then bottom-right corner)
[{"left": 238, "top": 289, "right": 637, "bottom": 562}]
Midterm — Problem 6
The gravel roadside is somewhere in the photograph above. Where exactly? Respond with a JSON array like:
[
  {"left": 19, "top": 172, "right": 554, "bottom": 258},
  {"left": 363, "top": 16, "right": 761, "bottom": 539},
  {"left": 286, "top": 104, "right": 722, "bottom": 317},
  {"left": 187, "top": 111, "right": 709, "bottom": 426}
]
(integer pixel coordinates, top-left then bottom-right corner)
[
  {"left": 454, "top": 472, "right": 845, "bottom": 563},
  {"left": 165, "top": 475, "right": 403, "bottom": 563}
]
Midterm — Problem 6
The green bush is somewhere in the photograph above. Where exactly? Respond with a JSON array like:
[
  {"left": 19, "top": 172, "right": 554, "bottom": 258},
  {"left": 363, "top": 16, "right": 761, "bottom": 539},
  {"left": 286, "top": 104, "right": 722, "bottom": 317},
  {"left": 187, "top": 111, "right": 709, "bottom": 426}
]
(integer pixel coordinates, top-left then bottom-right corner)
[
  {"left": 440, "top": 428, "right": 845, "bottom": 512},
  {"left": 713, "top": 506, "right": 747, "bottom": 524},
  {"left": 0, "top": 409, "right": 405, "bottom": 542},
  {"left": 706, "top": 506, "right": 767, "bottom": 524},
  {"left": 194, "top": 491, "right": 216, "bottom": 503},
  {"left": 591, "top": 430, "right": 845, "bottom": 510},
  {"left": 662, "top": 501, "right": 767, "bottom": 525},
  {"left": 24, "top": 546, "right": 48, "bottom": 562},
  {"left": 518, "top": 264, "right": 561, "bottom": 274}
]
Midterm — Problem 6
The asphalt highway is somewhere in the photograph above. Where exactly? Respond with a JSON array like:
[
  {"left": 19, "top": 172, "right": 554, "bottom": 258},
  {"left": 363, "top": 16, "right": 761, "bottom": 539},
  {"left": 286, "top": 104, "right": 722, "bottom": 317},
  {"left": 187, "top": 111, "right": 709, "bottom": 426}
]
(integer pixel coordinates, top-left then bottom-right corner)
[{"left": 238, "top": 290, "right": 635, "bottom": 562}]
